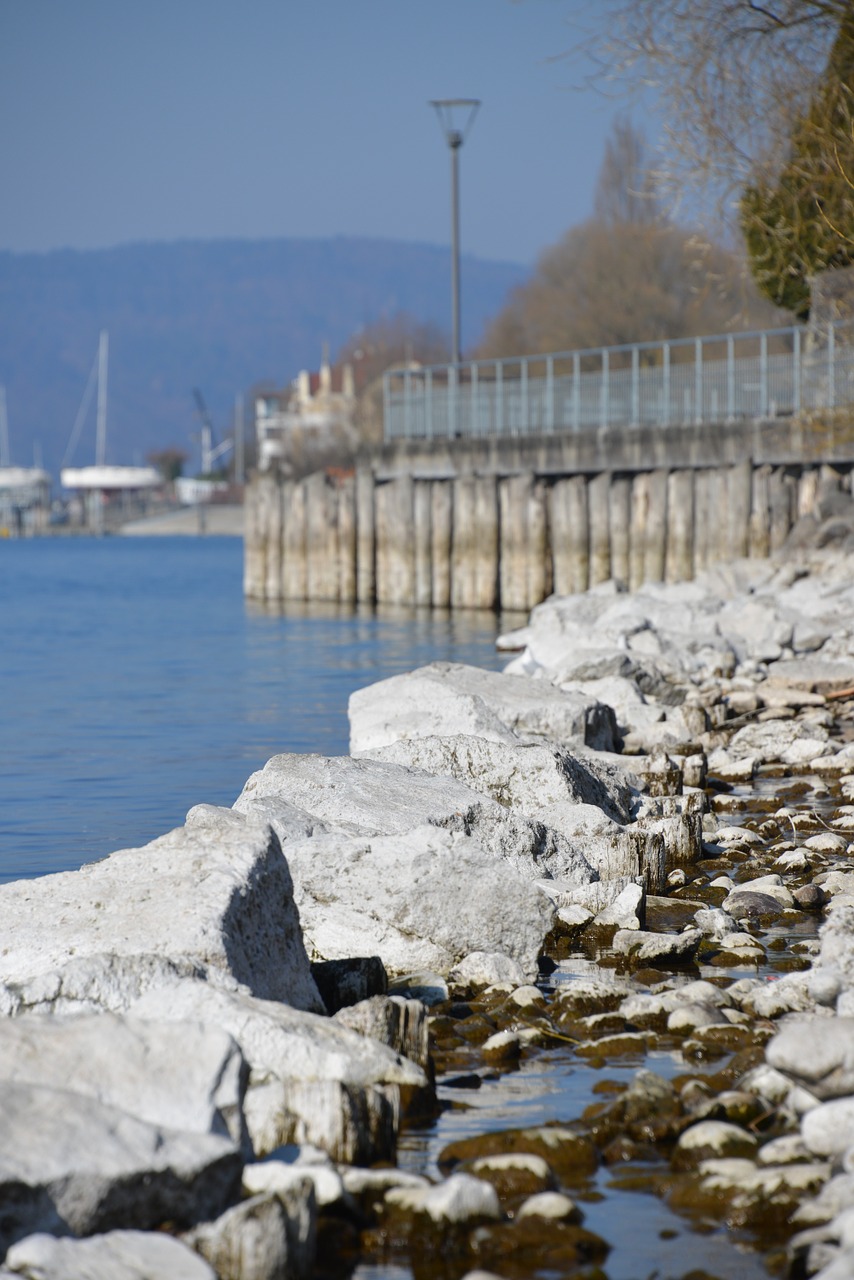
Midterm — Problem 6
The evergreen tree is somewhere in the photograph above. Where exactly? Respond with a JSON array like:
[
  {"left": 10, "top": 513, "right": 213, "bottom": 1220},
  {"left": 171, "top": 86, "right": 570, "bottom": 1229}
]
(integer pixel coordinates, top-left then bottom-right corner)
[{"left": 741, "top": 13, "right": 854, "bottom": 319}]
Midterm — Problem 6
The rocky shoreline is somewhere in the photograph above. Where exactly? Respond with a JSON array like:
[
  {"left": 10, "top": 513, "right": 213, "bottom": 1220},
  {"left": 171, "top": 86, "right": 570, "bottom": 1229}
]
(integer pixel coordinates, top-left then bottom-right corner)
[{"left": 4, "top": 546, "right": 854, "bottom": 1278}]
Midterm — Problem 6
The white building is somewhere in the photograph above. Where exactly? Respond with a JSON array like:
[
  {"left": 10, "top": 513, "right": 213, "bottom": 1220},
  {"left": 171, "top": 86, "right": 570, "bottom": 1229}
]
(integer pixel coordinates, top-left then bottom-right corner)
[{"left": 255, "top": 353, "right": 356, "bottom": 471}]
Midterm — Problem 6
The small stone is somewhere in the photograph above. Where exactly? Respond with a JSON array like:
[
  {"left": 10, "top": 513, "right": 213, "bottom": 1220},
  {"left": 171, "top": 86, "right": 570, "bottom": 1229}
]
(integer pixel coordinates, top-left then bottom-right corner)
[
  {"left": 516, "top": 1191, "right": 582, "bottom": 1222},
  {"left": 673, "top": 1120, "right": 758, "bottom": 1169},
  {"left": 666, "top": 1003, "right": 729, "bottom": 1034},
  {"left": 482, "top": 1030, "right": 522, "bottom": 1062}
]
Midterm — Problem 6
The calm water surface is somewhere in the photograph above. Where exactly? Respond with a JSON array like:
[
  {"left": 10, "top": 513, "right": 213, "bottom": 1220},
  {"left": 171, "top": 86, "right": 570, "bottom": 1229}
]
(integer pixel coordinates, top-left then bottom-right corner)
[{"left": 0, "top": 536, "right": 518, "bottom": 884}]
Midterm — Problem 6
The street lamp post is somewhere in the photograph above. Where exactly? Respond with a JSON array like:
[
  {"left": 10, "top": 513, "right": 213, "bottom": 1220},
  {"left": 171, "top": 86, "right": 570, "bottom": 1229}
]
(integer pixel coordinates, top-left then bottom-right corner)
[{"left": 430, "top": 99, "right": 480, "bottom": 365}]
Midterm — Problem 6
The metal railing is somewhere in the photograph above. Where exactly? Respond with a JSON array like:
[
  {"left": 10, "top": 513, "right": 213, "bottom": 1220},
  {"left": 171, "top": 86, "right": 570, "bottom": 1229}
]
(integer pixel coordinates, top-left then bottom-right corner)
[{"left": 383, "top": 322, "right": 854, "bottom": 441}]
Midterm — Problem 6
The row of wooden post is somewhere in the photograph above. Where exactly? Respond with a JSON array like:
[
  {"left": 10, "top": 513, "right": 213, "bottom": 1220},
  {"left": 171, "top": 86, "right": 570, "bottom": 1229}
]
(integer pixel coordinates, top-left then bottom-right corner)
[{"left": 244, "top": 462, "right": 836, "bottom": 611}]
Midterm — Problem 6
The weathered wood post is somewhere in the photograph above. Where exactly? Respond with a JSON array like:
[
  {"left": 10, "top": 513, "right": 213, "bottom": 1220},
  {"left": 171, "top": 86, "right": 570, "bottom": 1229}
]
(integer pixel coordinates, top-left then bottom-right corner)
[
  {"left": 665, "top": 470, "right": 694, "bottom": 583},
  {"left": 375, "top": 475, "right": 415, "bottom": 604},
  {"left": 431, "top": 480, "right": 453, "bottom": 608},
  {"left": 587, "top": 472, "right": 612, "bottom": 585},
  {"left": 355, "top": 466, "right": 375, "bottom": 604},
  {"left": 609, "top": 474, "right": 631, "bottom": 588},
  {"left": 549, "top": 475, "right": 589, "bottom": 596},
  {"left": 282, "top": 478, "right": 308, "bottom": 599}
]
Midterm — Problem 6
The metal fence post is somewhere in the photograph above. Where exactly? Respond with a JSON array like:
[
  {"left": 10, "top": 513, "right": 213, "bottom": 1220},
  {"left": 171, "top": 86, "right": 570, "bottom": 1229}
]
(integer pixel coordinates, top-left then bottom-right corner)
[
  {"left": 793, "top": 327, "right": 801, "bottom": 413},
  {"left": 600, "top": 349, "right": 609, "bottom": 428},
  {"left": 470, "top": 362, "right": 478, "bottom": 435},
  {"left": 383, "top": 371, "right": 391, "bottom": 440},
  {"left": 694, "top": 337, "right": 702, "bottom": 425},
  {"left": 546, "top": 355, "right": 555, "bottom": 433},
  {"left": 496, "top": 360, "right": 504, "bottom": 434},
  {"left": 426, "top": 368, "right": 434, "bottom": 438},
  {"left": 631, "top": 345, "right": 639, "bottom": 426},
  {"left": 662, "top": 342, "right": 670, "bottom": 426},
  {"left": 573, "top": 351, "right": 580, "bottom": 431},
  {"left": 727, "top": 334, "right": 735, "bottom": 420},
  {"left": 404, "top": 367, "right": 412, "bottom": 438},
  {"left": 520, "top": 357, "right": 528, "bottom": 435},
  {"left": 760, "top": 331, "right": 768, "bottom": 417},
  {"left": 448, "top": 364, "right": 457, "bottom": 438}
]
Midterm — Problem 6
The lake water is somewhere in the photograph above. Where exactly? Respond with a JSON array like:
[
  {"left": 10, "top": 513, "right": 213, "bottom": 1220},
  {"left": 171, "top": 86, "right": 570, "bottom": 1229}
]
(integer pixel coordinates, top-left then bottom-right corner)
[{"left": 0, "top": 536, "right": 518, "bottom": 885}]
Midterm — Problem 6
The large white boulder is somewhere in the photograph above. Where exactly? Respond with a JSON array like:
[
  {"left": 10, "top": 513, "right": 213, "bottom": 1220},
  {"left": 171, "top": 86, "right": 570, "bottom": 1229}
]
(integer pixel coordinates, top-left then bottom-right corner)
[
  {"left": 127, "top": 979, "right": 427, "bottom": 1165},
  {"left": 0, "top": 1084, "right": 242, "bottom": 1252},
  {"left": 0, "top": 1012, "right": 248, "bottom": 1149},
  {"left": 358, "top": 733, "right": 635, "bottom": 823},
  {"left": 1, "top": 1231, "right": 217, "bottom": 1280},
  {"left": 280, "top": 824, "right": 555, "bottom": 981},
  {"left": 233, "top": 752, "right": 595, "bottom": 886},
  {"left": 348, "top": 661, "right": 618, "bottom": 754},
  {"left": 127, "top": 980, "right": 426, "bottom": 1092},
  {"left": 0, "top": 807, "right": 323, "bottom": 1013}
]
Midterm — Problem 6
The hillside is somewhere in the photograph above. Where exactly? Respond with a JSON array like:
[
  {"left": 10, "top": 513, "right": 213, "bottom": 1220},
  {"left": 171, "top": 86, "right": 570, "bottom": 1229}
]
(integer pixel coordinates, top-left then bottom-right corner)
[{"left": 0, "top": 237, "right": 527, "bottom": 481}]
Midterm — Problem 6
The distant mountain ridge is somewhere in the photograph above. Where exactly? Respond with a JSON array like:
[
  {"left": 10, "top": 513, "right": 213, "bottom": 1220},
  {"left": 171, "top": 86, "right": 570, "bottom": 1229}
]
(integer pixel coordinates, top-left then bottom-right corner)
[{"left": 0, "top": 237, "right": 527, "bottom": 480}]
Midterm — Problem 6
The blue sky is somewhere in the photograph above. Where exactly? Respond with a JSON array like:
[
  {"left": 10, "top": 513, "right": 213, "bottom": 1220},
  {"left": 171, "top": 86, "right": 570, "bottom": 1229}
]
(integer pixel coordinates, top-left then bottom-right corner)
[{"left": 0, "top": 0, "right": 646, "bottom": 267}]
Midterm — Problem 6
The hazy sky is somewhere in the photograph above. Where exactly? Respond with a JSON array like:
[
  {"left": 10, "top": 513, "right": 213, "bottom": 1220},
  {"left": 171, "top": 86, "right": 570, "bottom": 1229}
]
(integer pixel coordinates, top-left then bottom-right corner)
[{"left": 0, "top": 0, "right": 647, "bottom": 267}]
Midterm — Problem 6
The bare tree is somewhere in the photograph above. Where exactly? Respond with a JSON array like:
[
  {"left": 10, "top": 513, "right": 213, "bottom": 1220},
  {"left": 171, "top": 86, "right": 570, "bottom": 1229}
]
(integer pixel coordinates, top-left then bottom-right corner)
[
  {"left": 476, "top": 218, "right": 783, "bottom": 359},
  {"left": 475, "top": 116, "right": 783, "bottom": 360},
  {"left": 576, "top": 1, "right": 848, "bottom": 218},
  {"left": 594, "top": 116, "right": 663, "bottom": 227}
]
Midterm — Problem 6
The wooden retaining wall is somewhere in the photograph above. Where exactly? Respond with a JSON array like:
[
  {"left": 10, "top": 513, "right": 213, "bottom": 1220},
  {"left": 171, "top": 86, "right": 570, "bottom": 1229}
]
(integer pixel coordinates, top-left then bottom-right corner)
[{"left": 244, "top": 457, "right": 852, "bottom": 611}]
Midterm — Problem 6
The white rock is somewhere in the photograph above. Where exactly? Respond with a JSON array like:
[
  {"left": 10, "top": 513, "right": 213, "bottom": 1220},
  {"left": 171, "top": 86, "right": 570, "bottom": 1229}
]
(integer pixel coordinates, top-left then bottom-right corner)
[
  {"left": 803, "top": 1100, "right": 854, "bottom": 1159},
  {"left": 184, "top": 1187, "right": 315, "bottom": 1280},
  {"left": 128, "top": 980, "right": 425, "bottom": 1091},
  {"left": 611, "top": 928, "right": 702, "bottom": 965},
  {"left": 0, "top": 1083, "right": 241, "bottom": 1252},
  {"left": 592, "top": 882, "right": 644, "bottom": 930},
  {"left": 515, "top": 1191, "right": 581, "bottom": 1221},
  {"left": 280, "top": 824, "right": 555, "bottom": 981},
  {"left": 348, "top": 661, "right": 618, "bottom": 754},
  {"left": 448, "top": 952, "right": 529, "bottom": 991},
  {"left": 0, "top": 806, "right": 323, "bottom": 1012},
  {"left": 244, "top": 1157, "right": 345, "bottom": 1210},
  {"left": 385, "top": 1172, "right": 502, "bottom": 1224},
  {"left": 1, "top": 1231, "right": 217, "bottom": 1280},
  {"left": 234, "top": 752, "right": 596, "bottom": 886},
  {"left": 767, "top": 1016, "right": 854, "bottom": 1099},
  {"left": 0, "top": 1012, "right": 248, "bottom": 1149},
  {"left": 359, "top": 732, "right": 635, "bottom": 823},
  {"left": 667, "top": 1003, "right": 729, "bottom": 1033}
]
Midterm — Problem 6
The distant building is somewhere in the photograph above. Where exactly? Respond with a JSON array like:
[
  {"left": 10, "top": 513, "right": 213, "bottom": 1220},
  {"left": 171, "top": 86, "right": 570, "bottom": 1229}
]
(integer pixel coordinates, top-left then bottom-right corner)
[
  {"left": 0, "top": 467, "right": 51, "bottom": 536},
  {"left": 255, "top": 351, "right": 356, "bottom": 471}
]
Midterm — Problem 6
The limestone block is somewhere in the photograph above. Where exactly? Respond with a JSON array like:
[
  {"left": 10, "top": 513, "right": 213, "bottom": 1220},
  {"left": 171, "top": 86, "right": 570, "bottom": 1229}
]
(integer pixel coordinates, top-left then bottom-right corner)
[
  {"left": 233, "top": 751, "right": 596, "bottom": 885},
  {"left": 430, "top": 480, "right": 452, "bottom": 607},
  {"left": 0, "top": 806, "right": 323, "bottom": 1013},
  {"left": 361, "top": 732, "right": 635, "bottom": 823},
  {"left": 0, "top": 1084, "right": 242, "bottom": 1252},
  {"left": 348, "top": 661, "right": 618, "bottom": 754},
  {"left": 184, "top": 1187, "right": 316, "bottom": 1280},
  {"left": 127, "top": 980, "right": 427, "bottom": 1091},
  {"left": 280, "top": 824, "right": 556, "bottom": 981},
  {"left": 0, "top": 1012, "right": 248, "bottom": 1149},
  {"left": 2, "top": 1231, "right": 217, "bottom": 1280}
]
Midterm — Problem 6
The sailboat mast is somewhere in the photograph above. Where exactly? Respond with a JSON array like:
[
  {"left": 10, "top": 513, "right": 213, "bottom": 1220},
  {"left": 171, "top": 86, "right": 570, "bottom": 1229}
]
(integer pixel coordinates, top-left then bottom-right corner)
[
  {"left": 95, "top": 330, "right": 109, "bottom": 467},
  {"left": 0, "top": 385, "right": 9, "bottom": 468}
]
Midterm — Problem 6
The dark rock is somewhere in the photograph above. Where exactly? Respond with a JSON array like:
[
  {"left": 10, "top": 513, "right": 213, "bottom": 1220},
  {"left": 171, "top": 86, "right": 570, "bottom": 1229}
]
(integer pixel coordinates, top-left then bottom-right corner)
[{"left": 310, "top": 957, "right": 387, "bottom": 1014}]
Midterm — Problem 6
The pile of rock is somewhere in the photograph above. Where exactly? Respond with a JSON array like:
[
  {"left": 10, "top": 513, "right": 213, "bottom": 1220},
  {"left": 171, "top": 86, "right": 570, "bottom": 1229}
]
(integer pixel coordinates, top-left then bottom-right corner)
[{"left": 3, "top": 545, "right": 854, "bottom": 1277}]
